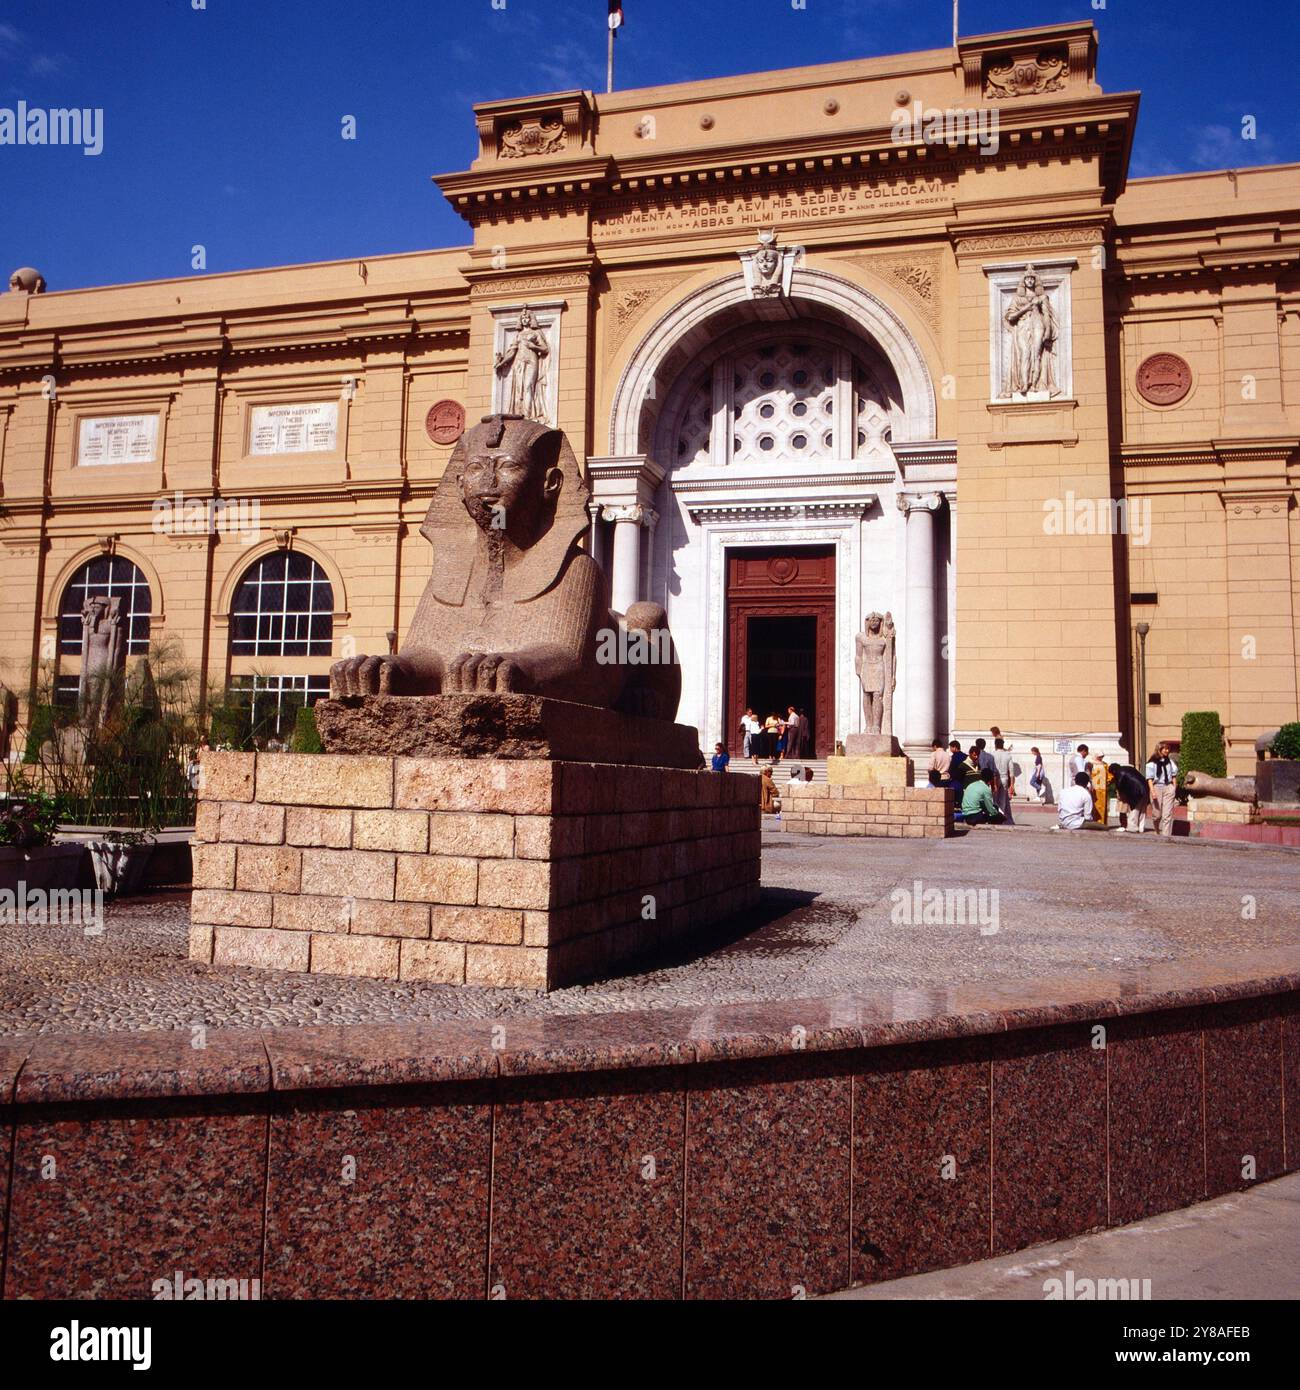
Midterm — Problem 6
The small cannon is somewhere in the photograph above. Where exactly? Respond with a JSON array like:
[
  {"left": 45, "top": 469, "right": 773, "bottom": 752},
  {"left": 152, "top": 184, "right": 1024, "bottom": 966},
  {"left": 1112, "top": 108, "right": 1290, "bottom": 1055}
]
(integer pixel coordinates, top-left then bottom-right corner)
[{"left": 1183, "top": 771, "right": 1255, "bottom": 803}]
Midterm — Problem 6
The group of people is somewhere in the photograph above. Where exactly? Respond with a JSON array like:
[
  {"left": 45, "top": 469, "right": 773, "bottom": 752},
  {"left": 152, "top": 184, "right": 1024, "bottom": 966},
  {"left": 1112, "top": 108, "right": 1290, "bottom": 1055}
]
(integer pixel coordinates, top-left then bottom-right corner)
[
  {"left": 927, "top": 730, "right": 1181, "bottom": 835},
  {"left": 737, "top": 706, "right": 812, "bottom": 764},
  {"left": 1055, "top": 741, "right": 1180, "bottom": 835},
  {"left": 927, "top": 730, "right": 1018, "bottom": 827}
]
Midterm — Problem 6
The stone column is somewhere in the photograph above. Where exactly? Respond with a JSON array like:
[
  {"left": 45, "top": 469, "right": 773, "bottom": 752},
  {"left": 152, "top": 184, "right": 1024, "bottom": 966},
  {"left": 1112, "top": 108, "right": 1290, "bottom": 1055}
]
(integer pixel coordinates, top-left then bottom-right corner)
[
  {"left": 605, "top": 504, "right": 644, "bottom": 614},
  {"left": 897, "top": 491, "right": 942, "bottom": 751}
]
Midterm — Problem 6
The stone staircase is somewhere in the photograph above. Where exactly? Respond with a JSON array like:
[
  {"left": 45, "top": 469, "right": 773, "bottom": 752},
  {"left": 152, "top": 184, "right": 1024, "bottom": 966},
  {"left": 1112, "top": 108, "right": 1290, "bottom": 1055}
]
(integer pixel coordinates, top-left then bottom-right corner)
[{"left": 733, "top": 757, "right": 830, "bottom": 784}]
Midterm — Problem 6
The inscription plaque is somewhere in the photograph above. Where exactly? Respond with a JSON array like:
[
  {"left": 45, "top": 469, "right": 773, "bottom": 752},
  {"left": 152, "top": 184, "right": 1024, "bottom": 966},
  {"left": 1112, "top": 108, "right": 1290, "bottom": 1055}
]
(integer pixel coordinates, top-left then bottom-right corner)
[
  {"left": 248, "top": 401, "right": 338, "bottom": 456},
  {"left": 77, "top": 413, "right": 159, "bottom": 466}
]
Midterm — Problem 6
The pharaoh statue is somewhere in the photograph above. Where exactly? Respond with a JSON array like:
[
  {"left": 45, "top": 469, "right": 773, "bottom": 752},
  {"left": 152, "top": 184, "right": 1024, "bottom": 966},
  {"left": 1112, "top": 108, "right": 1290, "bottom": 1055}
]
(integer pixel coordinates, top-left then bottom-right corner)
[
  {"left": 330, "top": 413, "right": 679, "bottom": 719},
  {"left": 855, "top": 611, "right": 896, "bottom": 737},
  {"left": 1002, "top": 265, "right": 1058, "bottom": 397},
  {"left": 78, "top": 594, "right": 126, "bottom": 727},
  {"left": 493, "top": 307, "right": 551, "bottom": 424}
]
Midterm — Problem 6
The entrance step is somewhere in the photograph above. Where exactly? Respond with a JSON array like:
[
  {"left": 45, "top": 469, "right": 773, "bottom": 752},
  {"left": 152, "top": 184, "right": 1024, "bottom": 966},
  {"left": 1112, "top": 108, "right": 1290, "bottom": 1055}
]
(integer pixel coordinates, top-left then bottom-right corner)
[{"left": 733, "top": 758, "right": 829, "bottom": 784}]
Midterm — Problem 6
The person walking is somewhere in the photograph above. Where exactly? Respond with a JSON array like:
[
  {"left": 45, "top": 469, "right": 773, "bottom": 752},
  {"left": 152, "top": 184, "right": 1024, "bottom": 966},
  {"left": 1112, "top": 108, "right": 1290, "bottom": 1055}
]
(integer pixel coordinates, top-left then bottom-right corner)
[
  {"left": 1146, "top": 741, "right": 1179, "bottom": 836},
  {"left": 740, "top": 708, "right": 761, "bottom": 764},
  {"left": 1028, "top": 746, "right": 1046, "bottom": 803},
  {"left": 991, "top": 737, "right": 1016, "bottom": 825},
  {"left": 784, "top": 706, "right": 801, "bottom": 762}
]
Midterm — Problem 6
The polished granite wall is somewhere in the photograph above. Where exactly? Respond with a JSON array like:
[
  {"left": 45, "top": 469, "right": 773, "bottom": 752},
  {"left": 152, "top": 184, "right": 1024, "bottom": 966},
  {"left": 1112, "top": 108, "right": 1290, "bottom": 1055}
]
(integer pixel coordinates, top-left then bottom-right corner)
[{"left": 2, "top": 951, "right": 1297, "bottom": 1299}]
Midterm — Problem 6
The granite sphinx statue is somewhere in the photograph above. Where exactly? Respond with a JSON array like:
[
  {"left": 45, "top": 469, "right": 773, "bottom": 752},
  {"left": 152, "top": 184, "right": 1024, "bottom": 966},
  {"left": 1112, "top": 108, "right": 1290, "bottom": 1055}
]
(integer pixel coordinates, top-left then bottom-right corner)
[{"left": 330, "top": 413, "right": 679, "bottom": 719}]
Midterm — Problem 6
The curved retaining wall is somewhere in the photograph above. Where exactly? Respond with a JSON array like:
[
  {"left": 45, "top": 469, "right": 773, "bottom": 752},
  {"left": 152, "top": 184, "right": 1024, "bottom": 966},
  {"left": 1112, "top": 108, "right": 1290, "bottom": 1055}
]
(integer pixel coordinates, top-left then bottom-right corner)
[{"left": 1, "top": 947, "right": 1297, "bottom": 1300}]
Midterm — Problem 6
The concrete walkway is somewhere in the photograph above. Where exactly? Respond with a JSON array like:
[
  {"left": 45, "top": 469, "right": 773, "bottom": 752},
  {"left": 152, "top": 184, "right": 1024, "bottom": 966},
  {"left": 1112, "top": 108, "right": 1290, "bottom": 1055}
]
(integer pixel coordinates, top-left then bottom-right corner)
[{"left": 825, "top": 1173, "right": 1300, "bottom": 1300}]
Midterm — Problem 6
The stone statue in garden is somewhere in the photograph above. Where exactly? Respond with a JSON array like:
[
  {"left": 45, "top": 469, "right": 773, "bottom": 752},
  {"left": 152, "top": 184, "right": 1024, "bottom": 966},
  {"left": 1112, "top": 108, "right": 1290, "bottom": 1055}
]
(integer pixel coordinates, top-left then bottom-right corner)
[
  {"left": 330, "top": 413, "right": 679, "bottom": 719},
  {"left": 78, "top": 594, "right": 126, "bottom": 728},
  {"left": 855, "top": 611, "right": 896, "bottom": 736}
]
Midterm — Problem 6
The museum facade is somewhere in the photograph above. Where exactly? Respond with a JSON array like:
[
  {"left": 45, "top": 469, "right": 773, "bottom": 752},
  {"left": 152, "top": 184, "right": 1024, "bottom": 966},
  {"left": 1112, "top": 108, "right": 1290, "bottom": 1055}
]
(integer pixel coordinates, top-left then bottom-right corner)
[{"left": 1, "top": 21, "right": 1297, "bottom": 773}]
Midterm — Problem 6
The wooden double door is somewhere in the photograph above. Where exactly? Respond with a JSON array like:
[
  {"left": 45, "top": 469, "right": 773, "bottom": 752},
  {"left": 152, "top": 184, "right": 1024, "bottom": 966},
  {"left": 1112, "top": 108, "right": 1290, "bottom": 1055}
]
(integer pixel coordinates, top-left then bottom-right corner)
[{"left": 725, "top": 546, "right": 836, "bottom": 757}]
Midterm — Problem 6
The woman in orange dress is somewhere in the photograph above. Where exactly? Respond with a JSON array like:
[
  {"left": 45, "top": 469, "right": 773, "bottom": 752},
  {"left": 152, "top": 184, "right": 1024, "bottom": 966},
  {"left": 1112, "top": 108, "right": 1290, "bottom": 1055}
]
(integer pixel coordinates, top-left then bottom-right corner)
[{"left": 1090, "top": 755, "right": 1110, "bottom": 826}]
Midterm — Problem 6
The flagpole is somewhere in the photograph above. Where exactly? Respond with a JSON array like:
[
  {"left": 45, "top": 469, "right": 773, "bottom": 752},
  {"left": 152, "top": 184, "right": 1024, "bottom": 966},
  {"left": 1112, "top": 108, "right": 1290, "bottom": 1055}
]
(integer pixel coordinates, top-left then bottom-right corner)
[
  {"left": 952, "top": 0, "right": 958, "bottom": 45},
  {"left": 607, "top": 24, "right": 614, "bottom": 93}
]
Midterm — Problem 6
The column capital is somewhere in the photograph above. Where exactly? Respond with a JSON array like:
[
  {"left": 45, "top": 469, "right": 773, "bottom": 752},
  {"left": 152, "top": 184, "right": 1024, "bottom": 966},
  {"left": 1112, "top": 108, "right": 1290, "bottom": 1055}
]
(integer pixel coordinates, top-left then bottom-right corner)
[
  {"left": 896, "top": 490, "right": 943, "bottom": 516},
  {"left": 603, "top": 503, "right": 645, "bottom": 525}
]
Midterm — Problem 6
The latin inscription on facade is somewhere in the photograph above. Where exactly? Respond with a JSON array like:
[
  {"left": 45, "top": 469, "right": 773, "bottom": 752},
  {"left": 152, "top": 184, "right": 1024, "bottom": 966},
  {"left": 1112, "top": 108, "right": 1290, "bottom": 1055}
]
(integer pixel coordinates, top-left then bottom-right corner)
[
  {"left": 248, "top": 401, "right": 338, "bottom": 456},
  {"left": 593, "top": 176, "right": 949, "bottom": 241},
  {"left": 77, "top": 413, "right": 159, "bottom": 466}
]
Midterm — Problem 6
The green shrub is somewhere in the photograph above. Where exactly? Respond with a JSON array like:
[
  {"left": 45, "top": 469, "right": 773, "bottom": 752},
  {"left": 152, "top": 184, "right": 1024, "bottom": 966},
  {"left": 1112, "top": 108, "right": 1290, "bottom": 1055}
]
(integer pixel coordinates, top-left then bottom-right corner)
[
  {"left": 1179, "top": 710, "right": 1226, "bottom": 783},
  {"left": 209, "top": 702, "right": 252, "bottom": 750},
  {"left": 292, "top": 703, "right": 323, "bottom": 754},
  {"left": 22, "top": 703, "right": 55, "bottom": 764},
  {"left": 0, "top": 783, "right": 60, "bottom": 848},
  {"left": 1270, "top": 722, "right": 1300, "bottom": 761}
]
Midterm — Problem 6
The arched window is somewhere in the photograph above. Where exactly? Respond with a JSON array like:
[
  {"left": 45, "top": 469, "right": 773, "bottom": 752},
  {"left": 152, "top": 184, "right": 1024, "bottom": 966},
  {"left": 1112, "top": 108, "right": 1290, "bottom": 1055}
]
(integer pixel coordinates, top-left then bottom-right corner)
[
  {"left": 58, "top": 556, "right": 153, "bottom": 656},
  {"left": 671, "top": 331, "right": 901, "bottom": 468},
  {"left": 230, "top": 551, "right": 333, "bottom": 657}
]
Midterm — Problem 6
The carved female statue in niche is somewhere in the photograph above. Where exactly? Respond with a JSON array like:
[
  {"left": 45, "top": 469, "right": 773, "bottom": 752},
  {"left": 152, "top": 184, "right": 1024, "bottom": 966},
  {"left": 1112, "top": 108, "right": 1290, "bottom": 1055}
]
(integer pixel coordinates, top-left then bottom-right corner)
[
  {"left": 494, "top": 307, "right": 551, "bottom": 424},
  {"left": 1002, "top": 265, "right": 1058, "bottom": 397}
]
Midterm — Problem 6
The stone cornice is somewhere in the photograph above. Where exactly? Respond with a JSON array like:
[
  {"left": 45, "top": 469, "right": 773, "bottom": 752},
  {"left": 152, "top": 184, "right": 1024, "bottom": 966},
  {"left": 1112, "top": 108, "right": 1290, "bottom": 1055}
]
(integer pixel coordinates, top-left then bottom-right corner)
[{"left": 682, "top": 497, "right": 877, "bottom": 524}]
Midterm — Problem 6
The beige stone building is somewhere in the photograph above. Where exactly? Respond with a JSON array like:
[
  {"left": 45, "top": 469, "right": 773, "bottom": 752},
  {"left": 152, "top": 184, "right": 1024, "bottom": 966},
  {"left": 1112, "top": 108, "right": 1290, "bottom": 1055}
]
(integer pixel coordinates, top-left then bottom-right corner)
[{"left": 1, "top": 21, "right": 1296, "bottom": 776}]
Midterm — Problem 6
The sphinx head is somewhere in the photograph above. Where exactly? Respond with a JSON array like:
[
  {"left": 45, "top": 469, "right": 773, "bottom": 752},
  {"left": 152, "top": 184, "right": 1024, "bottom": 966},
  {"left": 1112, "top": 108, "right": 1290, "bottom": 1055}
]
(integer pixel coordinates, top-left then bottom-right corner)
[{"left": 458, "top": 413, "right": 563, "bottom": 546}]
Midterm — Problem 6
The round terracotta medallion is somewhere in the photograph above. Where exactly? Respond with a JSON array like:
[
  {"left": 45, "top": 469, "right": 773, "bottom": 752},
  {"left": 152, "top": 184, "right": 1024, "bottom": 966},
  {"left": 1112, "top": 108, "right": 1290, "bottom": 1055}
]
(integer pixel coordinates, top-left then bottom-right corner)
[
  {"left": 767, "top": 556, "right": 799, "bottom": 586},
  {"left": 1135, "top": 353, "right": 1192, "bottom": 406},
  {"left": 425, "top": 399, "right": 465, "bottom": 445}
]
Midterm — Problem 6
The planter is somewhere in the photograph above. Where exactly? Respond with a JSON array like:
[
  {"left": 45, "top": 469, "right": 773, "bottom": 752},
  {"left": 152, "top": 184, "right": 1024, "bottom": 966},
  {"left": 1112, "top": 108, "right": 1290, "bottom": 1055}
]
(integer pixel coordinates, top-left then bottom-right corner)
[
  {"left": 85, "top": 841, "right": 155, "bottom": 897},
  {"left": 1256, "top": 758, "right": 1300, "bottom": 806},
  {"left": 0, "top": 842, "right": 87, "bottom": 894}
]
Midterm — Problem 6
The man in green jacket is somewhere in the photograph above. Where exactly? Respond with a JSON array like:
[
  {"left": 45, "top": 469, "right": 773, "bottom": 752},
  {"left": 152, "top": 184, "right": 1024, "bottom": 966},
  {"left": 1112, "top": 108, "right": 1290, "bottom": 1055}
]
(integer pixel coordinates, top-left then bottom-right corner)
[{"left": 961, "top": 769, "right": 1005, "bottom": 827}]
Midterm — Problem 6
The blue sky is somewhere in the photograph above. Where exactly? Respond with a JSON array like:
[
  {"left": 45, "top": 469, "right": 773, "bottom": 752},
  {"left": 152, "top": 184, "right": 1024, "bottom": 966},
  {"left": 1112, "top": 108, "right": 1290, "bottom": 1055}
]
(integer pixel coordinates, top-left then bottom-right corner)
[{"left": 1, "top": 0, "right": 1295, "bottom": 290}]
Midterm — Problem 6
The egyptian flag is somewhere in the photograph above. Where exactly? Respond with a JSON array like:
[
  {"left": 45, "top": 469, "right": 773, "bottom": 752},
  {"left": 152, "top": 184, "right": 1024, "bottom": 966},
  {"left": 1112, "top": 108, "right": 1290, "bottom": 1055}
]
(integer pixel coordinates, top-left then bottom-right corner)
[{"left": 608, "top": 2, "right": 625, "bottom": 30}]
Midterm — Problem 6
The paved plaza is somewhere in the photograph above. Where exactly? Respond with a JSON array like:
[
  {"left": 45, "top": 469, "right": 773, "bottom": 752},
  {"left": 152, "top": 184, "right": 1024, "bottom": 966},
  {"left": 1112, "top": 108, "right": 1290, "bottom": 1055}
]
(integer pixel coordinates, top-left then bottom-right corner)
[{"left": 3, "top": 823, "right": 1297, "bottom": 1036}]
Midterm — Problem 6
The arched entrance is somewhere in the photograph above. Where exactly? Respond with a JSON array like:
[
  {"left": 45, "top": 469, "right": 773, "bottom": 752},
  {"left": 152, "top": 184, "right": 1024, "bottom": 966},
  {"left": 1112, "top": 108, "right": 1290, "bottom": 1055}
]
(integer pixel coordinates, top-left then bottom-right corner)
[{"left": 594, "top": 266, "right": 950, "bottom": 756}]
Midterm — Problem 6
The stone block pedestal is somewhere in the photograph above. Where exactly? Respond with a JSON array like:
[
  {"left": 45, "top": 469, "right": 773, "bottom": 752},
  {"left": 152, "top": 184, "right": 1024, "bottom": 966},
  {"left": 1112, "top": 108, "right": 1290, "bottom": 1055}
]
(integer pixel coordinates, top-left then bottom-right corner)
[
  {"left": 189, "top": 752, "right": 761, "bottom": 990},
  {"left": 781, "top": 779, "right": 952, "bottom": 838}
]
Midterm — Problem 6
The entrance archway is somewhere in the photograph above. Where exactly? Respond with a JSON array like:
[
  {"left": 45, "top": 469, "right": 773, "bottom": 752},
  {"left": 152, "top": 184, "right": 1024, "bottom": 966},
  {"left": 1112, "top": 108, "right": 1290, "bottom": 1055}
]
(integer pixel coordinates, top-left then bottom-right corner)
[{"left": 598, "top": 266, "right": 945, "bottom": 753}]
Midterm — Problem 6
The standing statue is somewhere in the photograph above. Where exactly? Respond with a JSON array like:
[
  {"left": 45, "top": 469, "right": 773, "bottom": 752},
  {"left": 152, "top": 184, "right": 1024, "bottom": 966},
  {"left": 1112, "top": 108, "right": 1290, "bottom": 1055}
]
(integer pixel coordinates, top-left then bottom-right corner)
[
  {"left": 330, "top": 413, "right": 679, "bottom": 718},
  {"left": 1002, "top": 265, "right": 1058, "bottom": 397},
  {"left": 78, "top": 594, "right": 126, "bottom": 727},
  {"left": 494, "top": 307, "right": 551, "bottom": 424},
  {"left": 855, "top": 611, "right": 896, "bottom": 737}
]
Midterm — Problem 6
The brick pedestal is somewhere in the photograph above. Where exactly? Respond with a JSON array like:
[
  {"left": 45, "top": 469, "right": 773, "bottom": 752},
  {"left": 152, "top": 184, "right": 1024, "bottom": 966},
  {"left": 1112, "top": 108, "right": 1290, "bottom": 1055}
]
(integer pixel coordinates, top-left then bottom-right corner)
[
  {"left": 189, "top": 752, "right": 761, "bottom": 990},
  {"left": 780, "top": 781, "right": 952, "bottom": 838}
]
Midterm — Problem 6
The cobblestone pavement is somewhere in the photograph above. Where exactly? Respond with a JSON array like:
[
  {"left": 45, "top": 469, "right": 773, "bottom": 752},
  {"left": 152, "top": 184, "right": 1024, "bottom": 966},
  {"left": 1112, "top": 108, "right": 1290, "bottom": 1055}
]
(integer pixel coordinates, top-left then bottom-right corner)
[{"left": 2, "top": 823, "right": 1298, "bottom": 1035}]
